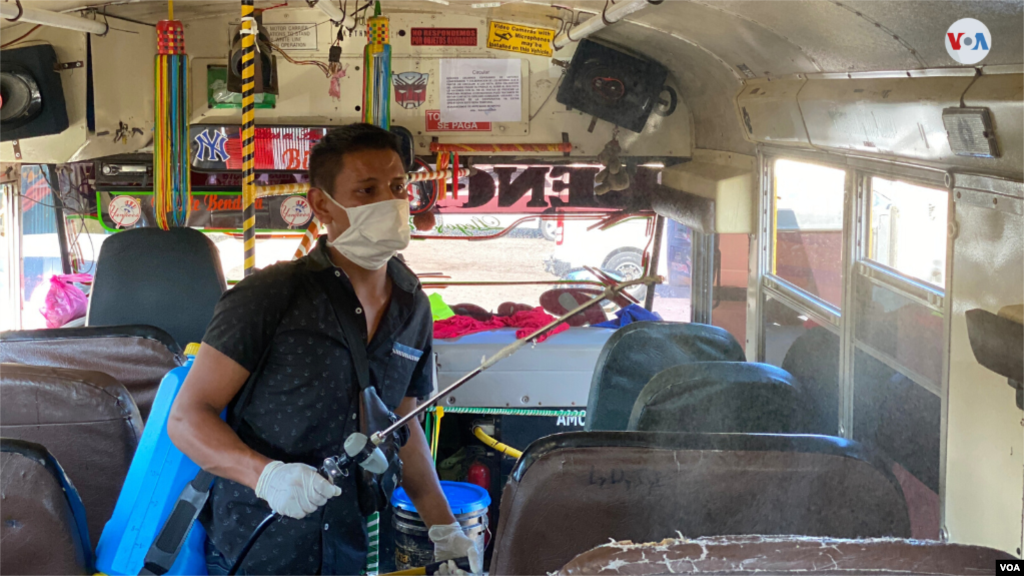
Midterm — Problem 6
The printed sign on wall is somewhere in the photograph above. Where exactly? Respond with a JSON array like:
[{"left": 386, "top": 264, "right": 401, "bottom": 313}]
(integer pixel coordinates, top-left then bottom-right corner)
[
  {"left": 264, "top": 24, "right": 318, "bottom": 51},
  {"left": 439, "top": 59, "right": 522, "bottom": 123},
  {"left": 486, "top": 21, "right": 555, "bottom": 57},
  {"left": 411, "top": 28, "right": 477, "bottom": 46},
  {"left": 425, "top": 110, "right": 491, "bottom": 132}
]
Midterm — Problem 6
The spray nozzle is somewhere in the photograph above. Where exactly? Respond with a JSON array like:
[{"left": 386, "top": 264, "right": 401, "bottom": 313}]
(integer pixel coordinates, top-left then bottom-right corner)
[{"left": 343, "top": 432, "right": 389, "bottom": 475}]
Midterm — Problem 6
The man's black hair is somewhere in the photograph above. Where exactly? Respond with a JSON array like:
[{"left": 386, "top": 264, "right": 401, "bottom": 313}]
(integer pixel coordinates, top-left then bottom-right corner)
[{"left": 308, "top": 123, "right": 401, "bottom": 196}]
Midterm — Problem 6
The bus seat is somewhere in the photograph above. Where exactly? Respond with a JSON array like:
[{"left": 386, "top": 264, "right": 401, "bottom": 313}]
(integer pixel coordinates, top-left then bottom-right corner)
[
  {"left": 557, "top": 535, "right": 1015, "bottom": 575},
  {"left": 86, "top": 227, "right": 227, "bottom": 349},
  {"left": 0, "top": 363, "right": 144, "bottom": 550},
  {"left": 586, "top": 322, "right": 745, "bottom": 431},
  {"left": 1, "top": 438, "right": 92, "bottom": 576},
  {"left": 0, "top": 325, "right": 185, "bottom": 420},
  {"left": 627, "top": 362, "right": 812, "bottom": 434},
  {"left": 490, "top": 432, "right": 910, "bottom": 576},
  {"left": 780, "top": 326, "right": 840, "bottom": 435}
]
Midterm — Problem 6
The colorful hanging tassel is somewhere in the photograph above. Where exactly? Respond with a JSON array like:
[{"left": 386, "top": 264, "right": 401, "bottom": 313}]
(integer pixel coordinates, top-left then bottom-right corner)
[
  {"left": 154, "top": 7, "right": 191, "bottom": 230},
  {"left": 362, "top": 1, "right": 391, "bottom": 129}
]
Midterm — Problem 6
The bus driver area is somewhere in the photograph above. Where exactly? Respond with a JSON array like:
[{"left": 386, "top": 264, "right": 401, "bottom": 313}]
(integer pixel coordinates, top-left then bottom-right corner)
[{"left": 1, "top": 1, "right": 1023, "bottom": 575}]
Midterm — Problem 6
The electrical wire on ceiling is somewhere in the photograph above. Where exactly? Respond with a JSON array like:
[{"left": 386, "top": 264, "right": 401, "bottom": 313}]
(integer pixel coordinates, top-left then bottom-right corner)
[
  {"left": 529, "top": 72, "right": 565, "bottom": 121},
  {"left": 1, "top": 23, "right": 42, "bottom": 47},
  {"left": 266, "top": 38, "right": 332, "bottom": 76}
]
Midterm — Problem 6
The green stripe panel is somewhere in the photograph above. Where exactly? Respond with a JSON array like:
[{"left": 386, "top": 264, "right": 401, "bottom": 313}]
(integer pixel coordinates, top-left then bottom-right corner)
[
  {"left": 427, "top": 406, "right": 587, "bottom": 417},
  {"left": 364, "top": 511, "right": 381, "bottom": 576}
]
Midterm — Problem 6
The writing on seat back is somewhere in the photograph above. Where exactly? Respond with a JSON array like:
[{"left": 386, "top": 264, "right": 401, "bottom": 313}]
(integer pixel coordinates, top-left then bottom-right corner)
[{"left": 490, "top": 432, "right": 910, "bottom": 576}]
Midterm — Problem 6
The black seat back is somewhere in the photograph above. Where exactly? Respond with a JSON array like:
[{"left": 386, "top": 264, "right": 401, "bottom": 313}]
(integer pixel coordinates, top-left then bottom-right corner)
[
  {"left": 781, "top": 326, "right": 840, "bottom": 434},
  {"left": 87, "top": 227, "right": 226, "bottom": 348},
  {"left": 0, "top": 438, "right": 92, "bottom": 575},
  {"left": 1, "top": 363, "right": 144, "bottom": 549},
  {"left": 628, "top": 362, "right": 811, "bottom": 433},
  {"left": 586, "top": 322, "right": 745, "bottom": 431},
  {"left": 1, "top": 325, "right": 183, "bottom": 420},
  {"left": 491, "top": 432, "right": 910, "bottom": 576}
]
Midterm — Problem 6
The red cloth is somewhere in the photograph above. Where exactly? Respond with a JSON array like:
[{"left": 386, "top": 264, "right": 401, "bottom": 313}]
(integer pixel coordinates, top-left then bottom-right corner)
[{"left": 434, "top": 307, "right": 569, "bottom": 342}]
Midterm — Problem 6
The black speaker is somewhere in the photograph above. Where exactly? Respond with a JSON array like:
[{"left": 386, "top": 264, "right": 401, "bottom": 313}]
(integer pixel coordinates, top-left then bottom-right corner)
[
  {"left": 1, "top": 44, "right": 70, "bottom": 142},
  {"left": 556, "top": 39, "right": 668, "bottom": 133}
]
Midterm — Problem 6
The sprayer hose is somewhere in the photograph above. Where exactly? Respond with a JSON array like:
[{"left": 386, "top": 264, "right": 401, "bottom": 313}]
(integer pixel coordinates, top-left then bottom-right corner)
[{"left": 473, "top": 426, "right": 524, "bottom": 460}]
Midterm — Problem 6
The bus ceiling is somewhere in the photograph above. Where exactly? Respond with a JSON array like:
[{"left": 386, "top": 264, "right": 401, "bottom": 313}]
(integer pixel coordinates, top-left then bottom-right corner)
[{"left": 0, "top": 1, "right": 1020, "bottom": 182}]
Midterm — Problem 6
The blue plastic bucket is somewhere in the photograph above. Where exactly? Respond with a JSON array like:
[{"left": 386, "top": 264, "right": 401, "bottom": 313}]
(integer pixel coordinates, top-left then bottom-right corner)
[{"left": 391, "top": 481, "right": 490, "bottom": 570}]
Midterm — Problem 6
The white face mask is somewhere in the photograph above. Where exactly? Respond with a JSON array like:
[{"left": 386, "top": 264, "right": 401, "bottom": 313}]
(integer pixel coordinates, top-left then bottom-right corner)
[{"left": 322, "top": 194, "right": 411, "bottom": 270}]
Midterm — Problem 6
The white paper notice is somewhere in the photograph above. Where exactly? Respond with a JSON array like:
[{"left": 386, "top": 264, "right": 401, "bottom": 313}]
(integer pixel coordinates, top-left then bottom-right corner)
[{"left": 440, "top": 59, "right": 522, "bottom": 123}]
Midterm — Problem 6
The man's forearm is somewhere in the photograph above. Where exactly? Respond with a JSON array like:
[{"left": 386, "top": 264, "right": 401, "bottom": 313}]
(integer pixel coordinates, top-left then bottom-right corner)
[
  {"left": 398, "top": 412, "right": 458, "bottom": 527},
  {"left": 168, "top": 404, "right": 271, "bottom": 490}
]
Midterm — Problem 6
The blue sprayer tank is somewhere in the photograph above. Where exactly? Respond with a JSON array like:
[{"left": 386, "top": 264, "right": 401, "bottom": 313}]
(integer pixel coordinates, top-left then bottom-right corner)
[{"left": 95, "top": 347, "right": 209, "bottom": 576}]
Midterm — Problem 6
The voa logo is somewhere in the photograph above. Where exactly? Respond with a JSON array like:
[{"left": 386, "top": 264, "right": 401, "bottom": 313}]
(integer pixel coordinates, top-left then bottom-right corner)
[
  {"left": 945, "top": 18, "right": 992, "bottom": 65},
  {"left": 998, "top": 559, "right": 1024, "bottom": 574}
]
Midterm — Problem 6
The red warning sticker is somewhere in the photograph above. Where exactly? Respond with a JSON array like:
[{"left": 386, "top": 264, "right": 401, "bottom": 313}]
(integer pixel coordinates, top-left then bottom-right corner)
[
  {"left": 425, "top": 110, "right": 492, "bottom": 132},
  {"left": 410, "top": 28, "right": 478, "bottom": 47}
]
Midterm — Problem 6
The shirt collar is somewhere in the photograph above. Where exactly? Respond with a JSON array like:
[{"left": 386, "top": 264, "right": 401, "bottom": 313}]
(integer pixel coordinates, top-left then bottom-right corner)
[{"left": 306, "top": 235, "right": 420, "bottom": 294}]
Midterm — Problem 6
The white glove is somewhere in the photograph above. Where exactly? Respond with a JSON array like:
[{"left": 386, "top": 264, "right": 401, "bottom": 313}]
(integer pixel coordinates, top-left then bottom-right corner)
[
  {"left": 429, "top": 522, "right": 483, "bottom": 574},
  {"left": 435, "top": 559, "right": 467, "bottom": 576},
  {"left": 254, "top": 460, "right": 342, "bottom": 520}
]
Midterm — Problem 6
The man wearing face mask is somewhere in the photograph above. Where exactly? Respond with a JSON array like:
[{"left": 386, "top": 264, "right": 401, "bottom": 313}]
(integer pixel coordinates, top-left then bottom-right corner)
[{"left": 168, "top": 124, "right": 480, "bottom": 575}]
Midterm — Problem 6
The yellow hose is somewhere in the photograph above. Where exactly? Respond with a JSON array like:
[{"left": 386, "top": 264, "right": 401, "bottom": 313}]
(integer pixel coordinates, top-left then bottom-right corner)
[
  {"left": 473, "top": 426, "right": 523, "bottom": 460},
  {"left": 381, "top": 567, "right": 427, "bottom": 576}
]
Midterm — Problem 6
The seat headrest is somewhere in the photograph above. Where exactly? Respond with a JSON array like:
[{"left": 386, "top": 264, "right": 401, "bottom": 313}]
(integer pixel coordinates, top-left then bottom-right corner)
[
  {"left": 1, "top": 325, "right": 183, "bottom": 420},
  {"left": 0, "top": 438, "right": 92, "bottom": 575},
  {"left": 628, "top": 362, "right": 811, "bottom": 433},
  {"left": 558, "top": 535, "right": 1015, "bottom": 575},
  {"left": 586, "top": 322, "right": 746, "bottom": 431},
  {"left": 87, "top": 227, "right": 226, "bottom": 348}
]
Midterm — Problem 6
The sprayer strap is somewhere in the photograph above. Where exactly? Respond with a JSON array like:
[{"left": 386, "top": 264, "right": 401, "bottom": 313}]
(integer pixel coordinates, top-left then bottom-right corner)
[
  {"left": 309, "top": 271, "right": 372, "bottom": 392},
  {"left": 139, "top": 471, "right": 216, "bottom": 575}
]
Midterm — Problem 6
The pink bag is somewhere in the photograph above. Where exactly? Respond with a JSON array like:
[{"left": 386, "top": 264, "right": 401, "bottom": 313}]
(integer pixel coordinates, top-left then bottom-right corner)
[{"left": 41, "top": 273, "right": 92, "bottom": 328}]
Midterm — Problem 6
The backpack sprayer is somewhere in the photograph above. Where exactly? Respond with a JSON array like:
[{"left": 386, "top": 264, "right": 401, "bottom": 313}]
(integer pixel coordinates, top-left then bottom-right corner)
[{"left": 226, "top": 270, "right": 661, "bottom": 575}]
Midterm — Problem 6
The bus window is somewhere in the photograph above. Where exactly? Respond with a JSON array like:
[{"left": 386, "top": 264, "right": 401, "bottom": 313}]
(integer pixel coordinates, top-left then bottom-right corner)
[
  {"left": 868, "top": 177, "right": 948, "bottom": 287},
  {"left": 853, "top": 346, "right": 941, "bottom": 538},
  {"left": 651, "top": 219, "right": 692, "bottom": 322},
  {"left": 18, "top": 166, "right": 67, "bottom": 329},
  {"left": 209, "top": 234, "right": 309, "bottom": 282},
  {"left": 762, "top": 292, "right": 841, "bottom": 434},
  {"left": 773, "top": 159, "right": 846, "bottom": 307},
  {"left": 854, "top": 273, "right": 944, "bottom": 389},
  {"left": 1, "top": 183, "right": 17, "bottom": 330},
  {"left": 403, "top": 216, "right": 655, "bottom": 314}
]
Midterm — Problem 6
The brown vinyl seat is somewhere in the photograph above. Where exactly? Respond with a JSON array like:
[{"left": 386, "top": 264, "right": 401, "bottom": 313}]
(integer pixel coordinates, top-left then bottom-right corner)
[
  {"left": 0, "top": 325, "right": 184, "bottom": 420},
  {"left": 0, "top": 363, "right": 144, "bottom": 550},
  {"left": 490, "top": 432, "right": 910, "bottom": 576},
  {"left": 558, "top": 535, "right": 1015, "bottom": 575},
  {"left": 0, "top": 438, "right": 92, "bottom": 576}
]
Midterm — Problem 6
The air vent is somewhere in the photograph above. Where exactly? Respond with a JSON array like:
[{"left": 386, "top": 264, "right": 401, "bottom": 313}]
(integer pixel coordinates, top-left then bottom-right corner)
[{"left": 942, "top": 107, "right": 999, "bottom": 158}]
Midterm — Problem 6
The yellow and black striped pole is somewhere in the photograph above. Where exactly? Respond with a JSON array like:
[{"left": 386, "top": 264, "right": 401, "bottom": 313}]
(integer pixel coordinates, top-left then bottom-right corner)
[{"left": 241, "top": 0, "right": 257, "bottom": 277}]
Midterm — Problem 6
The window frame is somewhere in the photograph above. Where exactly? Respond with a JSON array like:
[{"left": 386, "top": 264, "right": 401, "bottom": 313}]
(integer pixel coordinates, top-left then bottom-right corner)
[
  {"left": 1, "top": 183, "right": 23, "bottom": 330},
  {"left": 753, "top": 145, "right": 950, "bottom": 532},
  {"left": 754, "top": 148, "right": 951, "bottom": 441}
]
